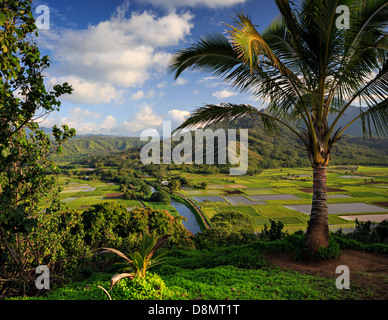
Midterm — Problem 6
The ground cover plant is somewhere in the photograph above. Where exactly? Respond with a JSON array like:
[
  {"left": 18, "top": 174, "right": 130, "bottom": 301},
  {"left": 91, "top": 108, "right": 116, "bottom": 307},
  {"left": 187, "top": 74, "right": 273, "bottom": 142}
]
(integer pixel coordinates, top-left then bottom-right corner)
[
  {"left": 1, "top": 0, "right": 388, "bottom": 304},
  {"left": 10, "top": 233, "right": 388, "bottom": 300}
]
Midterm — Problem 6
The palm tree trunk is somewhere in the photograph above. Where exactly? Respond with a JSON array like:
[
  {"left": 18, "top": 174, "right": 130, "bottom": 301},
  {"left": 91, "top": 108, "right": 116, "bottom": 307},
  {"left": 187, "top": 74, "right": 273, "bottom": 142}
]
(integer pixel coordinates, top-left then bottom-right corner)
[{"left": 305, "top": 164, "right": 329, "bottom": 257}]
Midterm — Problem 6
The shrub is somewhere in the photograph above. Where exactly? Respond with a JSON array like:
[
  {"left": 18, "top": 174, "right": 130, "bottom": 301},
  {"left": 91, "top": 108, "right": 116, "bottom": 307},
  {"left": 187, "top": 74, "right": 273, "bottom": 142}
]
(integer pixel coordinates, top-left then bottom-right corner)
[
  {"left": 159, "top": 245, "right": 268, "bottom": 271},
  {"left": 82, "top": 203, "right": 192, "bottom": 250},
  {"left": 285, "top": 233, "right": 341, "bottom": 261},
  {"left": 149, "top": 190, "right": 171, "bottom": 204},
  {"left": 335, "top": 219, "right": 388, "bottom": 245},
  {"left": 110, "top": 273, "right": 177, "bottom": 300},
  {"left": 333, "top": 235, "right": 388, "bottom": 255},
  {"left": 259, "top": 219, "right": 288, "bottom": 241},
  {"left": 193, "top": 210, "right": 257, "bottom": 249},
  {"left": 101, "top": 231, "right": 170, "bottom": 289}
]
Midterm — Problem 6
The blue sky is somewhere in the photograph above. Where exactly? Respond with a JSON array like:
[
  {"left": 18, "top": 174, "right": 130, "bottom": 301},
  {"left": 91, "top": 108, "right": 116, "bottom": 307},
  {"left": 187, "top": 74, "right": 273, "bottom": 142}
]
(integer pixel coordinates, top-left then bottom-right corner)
[{"left": 33, "top": 0, "right": 279, "bottom": 136}]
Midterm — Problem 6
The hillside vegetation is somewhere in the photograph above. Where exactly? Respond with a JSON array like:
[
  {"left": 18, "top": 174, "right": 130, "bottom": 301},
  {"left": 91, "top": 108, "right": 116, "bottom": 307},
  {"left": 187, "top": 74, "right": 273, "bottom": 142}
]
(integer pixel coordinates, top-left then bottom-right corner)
[{"left": 53, "top": 123, "right": 388, "bottom": 170}]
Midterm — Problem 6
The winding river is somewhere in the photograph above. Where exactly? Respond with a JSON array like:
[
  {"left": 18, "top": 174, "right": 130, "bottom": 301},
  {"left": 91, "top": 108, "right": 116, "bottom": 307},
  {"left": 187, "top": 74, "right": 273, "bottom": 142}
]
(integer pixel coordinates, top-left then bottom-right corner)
[{"left": 150, "top": 187, "right": 201, "bottom": 235}]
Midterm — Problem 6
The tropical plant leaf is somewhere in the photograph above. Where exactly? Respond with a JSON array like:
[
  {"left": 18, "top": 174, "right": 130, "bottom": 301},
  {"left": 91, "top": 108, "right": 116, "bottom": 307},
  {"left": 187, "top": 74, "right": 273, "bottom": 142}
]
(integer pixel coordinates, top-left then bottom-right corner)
[
  {"left": 110, "top": 273, "right": 135, "bottom": 290},
  {"left": 148, "top": 234, "right": 171, "bottom": 259},
  {"left": 100, "top": 247, "right": 132, "bottom": 263},
  {"left": 226, "top": 12, "right": 283, "bottom": 73},
  {"left": 174, "top": 103, "right": 309, "bottom": 147}
]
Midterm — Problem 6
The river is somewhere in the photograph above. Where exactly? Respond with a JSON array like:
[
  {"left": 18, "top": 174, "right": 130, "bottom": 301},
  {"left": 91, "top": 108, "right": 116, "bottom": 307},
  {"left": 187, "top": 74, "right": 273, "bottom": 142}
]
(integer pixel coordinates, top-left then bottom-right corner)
[{"left": 150, "top": 186, "right": 201, "bottom": 235}]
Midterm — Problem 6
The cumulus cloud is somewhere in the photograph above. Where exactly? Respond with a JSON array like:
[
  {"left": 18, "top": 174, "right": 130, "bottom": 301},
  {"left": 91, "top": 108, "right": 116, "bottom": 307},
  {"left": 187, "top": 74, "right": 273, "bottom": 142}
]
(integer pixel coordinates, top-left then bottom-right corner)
[
  {"left": 122, "top": 104, "right": 163, "bottom": 133},
  {"left": 49, "top": 76, "right": 125, "bottom": 105},
  {"left": 138, "top": 0, "right": 246, "bottom": 10},
  {"left": 39, "top": 108, "right": 117, "bottom": 135},
  {"left": 119, "top": 107, "right": 191, "bottom": 136},
  {"left": 167, "top": 109, "right": 190, "bottom": 123},
  {"left": 212, "top": 89, "right": 237, "bottom": 99},
  {"left": 130, "top": 90, "right": 145, "bottom": 100},
  {"left": 101, "top": 115, "right": 117, "bottom": 130},
  {"left": 44, "top": 4, "right": 194, "bottom": 104},
  {"left": 173, "top": 77, "right": 188, "bottom": 86},
  {"left": 39, "top": 104, "right": 192, "bottom": 136}
]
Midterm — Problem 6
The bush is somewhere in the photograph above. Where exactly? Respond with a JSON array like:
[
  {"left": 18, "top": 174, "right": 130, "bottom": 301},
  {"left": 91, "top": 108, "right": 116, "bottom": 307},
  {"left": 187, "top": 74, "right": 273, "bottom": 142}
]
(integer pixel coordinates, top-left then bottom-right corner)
[
  {"left": 193, "top": 211, "right": 257, "bottom": 249},
  {"left": 259, "top": 219, "right": 288, "bottom": 241},
  {"left": 110, "top": 273, "right": 177, "bottom": 300},
  {"left": 149, "top": 190, "right": 171, "bottom": 204},
  {"left": 276, "top": 233, "right": 341, "bottom": 261},
  {"left": 332, "top": 235, "right": 388, "bottom": 255},
  {"left": 335, "top": 219, "right": 388, "bottom": 245},
  {"left": 82, "top": 203, "right": 192, "bottom": 250}
]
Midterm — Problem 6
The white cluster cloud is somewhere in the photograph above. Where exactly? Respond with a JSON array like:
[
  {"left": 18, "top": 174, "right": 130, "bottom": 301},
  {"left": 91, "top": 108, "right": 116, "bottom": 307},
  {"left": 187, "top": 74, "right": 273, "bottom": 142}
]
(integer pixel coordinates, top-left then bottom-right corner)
[
  {"left": 120, "top": 106, "right": 191, "bottom": 135},
  {"left": 49, "top": 76, "right": 125, "bottom": 105},
  {"left": 138, "top": 0, "right": 246, "bottom": 10},
  {"left": 39, "top": 107, "right": 116, "bottom": 134},
  {"left": 38, "top": 0, "right": 248, "bottom": 137},
  {"left": 45, "top": 3, "right": 194, "bottom": 105},
  {"left": 212, "top": 89, "right": 237, "bottom": 99},
  {"left": 122, "top": 105, "right": 164, "bottom": 133}
]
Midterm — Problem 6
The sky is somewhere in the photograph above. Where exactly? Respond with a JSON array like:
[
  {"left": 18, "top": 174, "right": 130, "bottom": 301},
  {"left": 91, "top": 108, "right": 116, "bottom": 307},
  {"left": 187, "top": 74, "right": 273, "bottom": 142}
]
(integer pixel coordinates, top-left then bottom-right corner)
[{"left": 32, "top": 0, "right": 280, "bottom": 137}]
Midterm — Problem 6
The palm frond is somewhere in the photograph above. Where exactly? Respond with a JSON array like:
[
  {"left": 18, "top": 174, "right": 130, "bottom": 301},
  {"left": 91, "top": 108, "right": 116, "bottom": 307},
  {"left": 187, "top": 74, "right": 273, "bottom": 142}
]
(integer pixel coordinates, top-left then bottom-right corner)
[
  {"left": 327, "top": 0, "right": 388, "bottom": 109},
  {"left": 169, "top": 33, "right": 238, "bottom": 80},
  {"left": 174, "top": 103, "right": 309, "bottom": 147},
  {"left": 354, "top": 100, "right": 388, "bottom": 138},
  {"left": 226, "top": 12, "right": 283, "bottom": 73},
  {"left": 327, "top": 56, "right": 388, "bottom": 143}
]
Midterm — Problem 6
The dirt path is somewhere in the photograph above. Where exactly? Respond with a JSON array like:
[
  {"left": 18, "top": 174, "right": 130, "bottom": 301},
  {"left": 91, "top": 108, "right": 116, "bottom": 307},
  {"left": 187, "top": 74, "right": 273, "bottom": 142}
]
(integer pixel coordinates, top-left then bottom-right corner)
[{"left": 267, "top": 249, "right": 388, "bottom": 299}]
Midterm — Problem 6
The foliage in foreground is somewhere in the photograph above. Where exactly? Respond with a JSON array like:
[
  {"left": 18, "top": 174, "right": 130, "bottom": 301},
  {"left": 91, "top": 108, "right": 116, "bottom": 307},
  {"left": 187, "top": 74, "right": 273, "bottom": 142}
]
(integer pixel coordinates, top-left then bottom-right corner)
[
  {"left": 12, "top": 233, "right": 388, "bottom": 300},
  {"left": 101, "top": 231, "right": 171, "bottom": 289}
]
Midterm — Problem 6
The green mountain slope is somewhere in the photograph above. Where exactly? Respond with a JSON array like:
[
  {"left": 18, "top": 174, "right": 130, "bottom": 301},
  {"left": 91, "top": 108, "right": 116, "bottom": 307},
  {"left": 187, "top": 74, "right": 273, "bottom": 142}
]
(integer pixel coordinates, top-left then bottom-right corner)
[
  {"left": 59, "top": 123, "right": 388, "bottom": 170},
  {"left": 50, "top": 135, "right": 145, "bottom": 161}
]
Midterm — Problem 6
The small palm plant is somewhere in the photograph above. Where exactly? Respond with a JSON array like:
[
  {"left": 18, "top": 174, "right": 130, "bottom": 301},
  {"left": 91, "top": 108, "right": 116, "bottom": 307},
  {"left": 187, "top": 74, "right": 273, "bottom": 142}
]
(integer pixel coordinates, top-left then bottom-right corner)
[{"left": 100, "top": 231, "right": 171, "bottom": 290}]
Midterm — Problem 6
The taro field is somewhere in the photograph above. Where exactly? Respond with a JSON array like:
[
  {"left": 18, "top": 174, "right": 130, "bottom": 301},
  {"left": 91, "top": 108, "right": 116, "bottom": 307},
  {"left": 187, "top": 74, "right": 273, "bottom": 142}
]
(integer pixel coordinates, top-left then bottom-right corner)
[{"left": 179, "top": 165, "right": 388, "bottom": 233}]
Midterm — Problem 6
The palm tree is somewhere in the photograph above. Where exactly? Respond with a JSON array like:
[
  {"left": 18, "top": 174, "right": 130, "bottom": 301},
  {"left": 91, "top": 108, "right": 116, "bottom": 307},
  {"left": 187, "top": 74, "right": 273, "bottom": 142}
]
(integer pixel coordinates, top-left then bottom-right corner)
[{"left": 169, "top": 0, "right": 388, "bottom": 257}]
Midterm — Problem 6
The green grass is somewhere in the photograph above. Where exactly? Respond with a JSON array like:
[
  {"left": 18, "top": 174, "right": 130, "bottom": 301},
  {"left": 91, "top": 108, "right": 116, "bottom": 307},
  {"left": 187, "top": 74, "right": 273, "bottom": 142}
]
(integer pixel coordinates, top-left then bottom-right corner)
[
  {"left": 218, "top": 205, "right": 260, "bottom": 216},
  {"left": 55, "top": 165, "right": 388, "bottom": 239},
  {"left": 14, "top": 240, "right": 383, "bottom": 300},
  {"left": 143, "top": 202, "right": 180, "bottom": 217}
]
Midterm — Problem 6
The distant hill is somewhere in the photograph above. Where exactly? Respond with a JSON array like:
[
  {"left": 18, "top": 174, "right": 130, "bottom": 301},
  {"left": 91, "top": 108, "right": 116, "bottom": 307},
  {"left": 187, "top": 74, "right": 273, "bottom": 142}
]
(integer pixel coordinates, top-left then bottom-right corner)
[
  {"left": 50, "top": 135, "right": 144, "bottom": 161},
  {"left": 328, "top": 105, "right": 378, "bottom": 137},
  {"left": 49, "top": 105, "right": 387, "bottom": 167},
  {"left": 61, "top": 124, "right": 388, "bottom": 171}
]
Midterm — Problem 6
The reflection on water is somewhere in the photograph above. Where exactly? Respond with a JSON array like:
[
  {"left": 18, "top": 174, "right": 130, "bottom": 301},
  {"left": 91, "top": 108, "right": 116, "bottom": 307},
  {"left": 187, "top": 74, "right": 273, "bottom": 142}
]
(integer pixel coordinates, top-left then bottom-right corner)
[
  {"left": 150, "top": 186, "right": 201, "bottom": 234},
  {"left": 170, "top": 199, "right": 201, "bottom": 235}
]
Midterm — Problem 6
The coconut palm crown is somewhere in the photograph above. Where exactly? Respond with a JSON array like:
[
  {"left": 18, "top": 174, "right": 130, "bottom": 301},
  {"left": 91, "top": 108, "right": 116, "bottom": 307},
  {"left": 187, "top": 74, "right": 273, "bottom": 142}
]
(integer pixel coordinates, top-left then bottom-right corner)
[{"left": 169, "top": 0, "right": 388, "bottom": 256}]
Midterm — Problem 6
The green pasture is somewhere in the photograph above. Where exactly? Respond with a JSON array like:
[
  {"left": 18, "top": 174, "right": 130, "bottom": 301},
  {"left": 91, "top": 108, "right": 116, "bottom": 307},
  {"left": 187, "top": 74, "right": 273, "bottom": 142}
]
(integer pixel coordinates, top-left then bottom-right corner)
[
  {"left": 55, "top": 166, "right": 388, "bottom": 234},
  {"left": 188, "top": 166, "right": 388, "bottom": 233}
]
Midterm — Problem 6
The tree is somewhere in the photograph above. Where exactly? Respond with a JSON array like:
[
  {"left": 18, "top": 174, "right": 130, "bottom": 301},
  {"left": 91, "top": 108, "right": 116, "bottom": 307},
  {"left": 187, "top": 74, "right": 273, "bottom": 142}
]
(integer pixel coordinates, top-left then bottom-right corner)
[
  {"left": 0, "top": 0, "right": 75, "bottom": 293},
  {"left": 149, "top": 190, "right": 171, "bottom": 204},
  {"left": 194, "top": 210, "right": 255, "bottom": 248},
  {"left": 170, "top": 0, "right": 388, "bottom": 257}
]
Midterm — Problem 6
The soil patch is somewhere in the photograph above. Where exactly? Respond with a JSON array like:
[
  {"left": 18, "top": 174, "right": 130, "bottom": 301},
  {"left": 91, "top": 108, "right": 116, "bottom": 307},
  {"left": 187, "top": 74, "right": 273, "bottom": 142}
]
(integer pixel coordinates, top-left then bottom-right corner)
[
  {"left": 105, "top": 193, "right": 124, "bottom": 199},
  {"left": 225, "top": 184, "right": 248, "bottom": 188},
  {"left": 338, "top": 214, "right": 388, "bottom": 223},
  {"left": 373, "top": 202, "right": 388, "bottom": 208},
  {"left": 299, "top": 188, "right": 345, "bottom": 193},
  {"left": 192, "top": 196, "right": 226, "bottom": 203},
  {"left": 285, "top": 203, "right": 388, "bottom": 215},
  {"left": 223, "top": 189, "right": 243, "bottom": 195},
  {"left": 224, "top": 195, "right": 266, "bottom": 205},
  {"left": 267, "top": 249, "right": 388, "bottom": 299}
]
